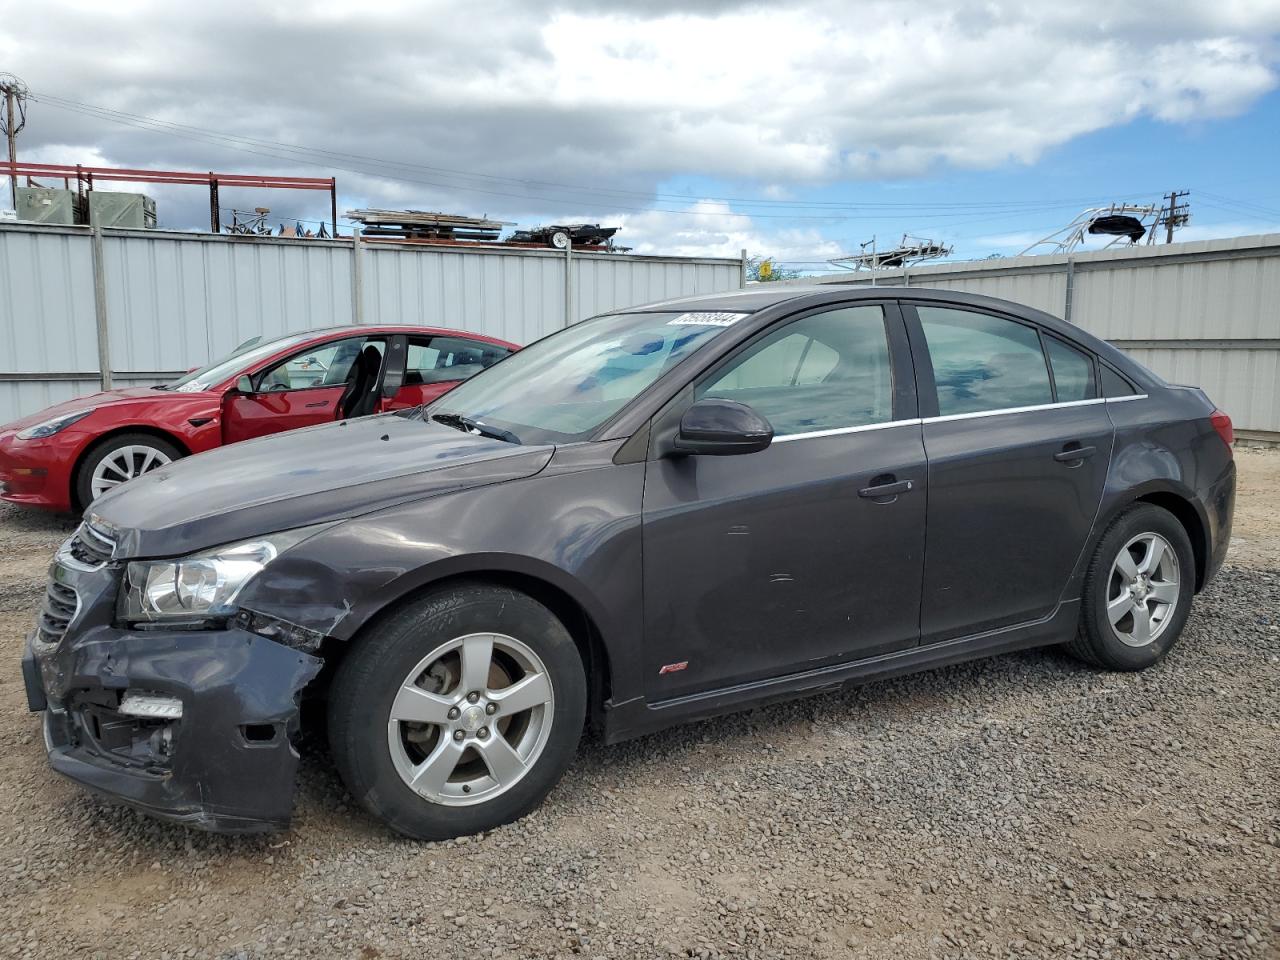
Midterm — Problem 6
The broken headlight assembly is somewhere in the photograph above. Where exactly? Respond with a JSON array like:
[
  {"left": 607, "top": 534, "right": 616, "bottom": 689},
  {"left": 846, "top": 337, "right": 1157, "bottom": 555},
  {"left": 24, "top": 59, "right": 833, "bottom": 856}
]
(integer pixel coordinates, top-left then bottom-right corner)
[{"left": 121, "top": 524, "right": 331, "bottom": 625}]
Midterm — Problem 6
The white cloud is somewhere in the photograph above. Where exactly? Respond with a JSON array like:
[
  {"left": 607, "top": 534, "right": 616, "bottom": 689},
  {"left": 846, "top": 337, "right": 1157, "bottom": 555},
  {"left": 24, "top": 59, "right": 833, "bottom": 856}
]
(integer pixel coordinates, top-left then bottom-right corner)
[
  {"left": 606, "top": 200, "right": 845, "bottom": 262},
  {"left": 0, "top": 1, "right": 1277, "bottom": 233}
]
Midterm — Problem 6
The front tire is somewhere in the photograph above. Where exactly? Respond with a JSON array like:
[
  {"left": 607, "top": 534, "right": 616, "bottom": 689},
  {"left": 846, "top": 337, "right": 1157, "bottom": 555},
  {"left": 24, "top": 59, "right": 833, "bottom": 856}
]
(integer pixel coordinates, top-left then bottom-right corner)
[
  {"left": 328, "top": 583, "right": 586, "bottom": 840},
  {"left": 1068, "top": 503, "right": 1195, "bottom": 670},
  {"left": 75, "top": 433, "right": 181, "bottom": 509}
]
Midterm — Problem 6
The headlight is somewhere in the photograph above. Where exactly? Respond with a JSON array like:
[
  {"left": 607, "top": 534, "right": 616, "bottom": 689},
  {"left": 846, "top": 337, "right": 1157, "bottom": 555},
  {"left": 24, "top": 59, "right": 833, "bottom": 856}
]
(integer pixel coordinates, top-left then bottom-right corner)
[
  {"left": 122, "top": 525, "right": 330, "bottom": 623},
  {"left": 17, "top": 408, "right": 96, "bottom": 440}
]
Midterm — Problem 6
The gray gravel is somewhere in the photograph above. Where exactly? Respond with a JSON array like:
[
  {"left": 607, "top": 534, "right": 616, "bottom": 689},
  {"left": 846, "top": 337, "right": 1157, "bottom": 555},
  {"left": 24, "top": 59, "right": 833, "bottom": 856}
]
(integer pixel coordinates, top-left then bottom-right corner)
[{"left": 1, "top": 452, "right": 1277, "bottom": 960}]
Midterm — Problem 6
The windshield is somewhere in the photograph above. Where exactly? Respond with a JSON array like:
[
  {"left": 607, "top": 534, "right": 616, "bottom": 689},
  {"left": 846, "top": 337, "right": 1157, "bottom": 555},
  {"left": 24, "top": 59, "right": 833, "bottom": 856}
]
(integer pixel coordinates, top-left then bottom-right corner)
[
  {"left": 430, "top": 310, "right": 748, "bottom": 444},
  {"left": 165, "top": 332, "right": 317, "bottom": 392}
]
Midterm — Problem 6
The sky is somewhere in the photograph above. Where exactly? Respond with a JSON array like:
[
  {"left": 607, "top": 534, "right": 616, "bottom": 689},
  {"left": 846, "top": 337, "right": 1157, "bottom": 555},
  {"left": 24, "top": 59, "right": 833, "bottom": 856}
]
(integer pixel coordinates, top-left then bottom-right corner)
[{"left": 2, "top": 1, "right": 1280, "bottom": 269}]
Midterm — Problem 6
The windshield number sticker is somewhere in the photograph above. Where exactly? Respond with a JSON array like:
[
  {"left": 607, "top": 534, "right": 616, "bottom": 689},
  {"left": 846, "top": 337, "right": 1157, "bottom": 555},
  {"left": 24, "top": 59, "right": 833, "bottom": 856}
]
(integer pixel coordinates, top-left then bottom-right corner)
[{"left": 667, "top": 312, "right": 748, "bottom": 327}]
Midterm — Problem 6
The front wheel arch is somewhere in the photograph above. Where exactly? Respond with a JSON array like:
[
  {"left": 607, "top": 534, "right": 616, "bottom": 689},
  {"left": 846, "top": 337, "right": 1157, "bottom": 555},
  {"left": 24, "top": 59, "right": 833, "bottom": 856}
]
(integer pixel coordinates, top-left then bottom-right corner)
[{"left": 316, "top": 567, "right": 614, "bottom": 737}]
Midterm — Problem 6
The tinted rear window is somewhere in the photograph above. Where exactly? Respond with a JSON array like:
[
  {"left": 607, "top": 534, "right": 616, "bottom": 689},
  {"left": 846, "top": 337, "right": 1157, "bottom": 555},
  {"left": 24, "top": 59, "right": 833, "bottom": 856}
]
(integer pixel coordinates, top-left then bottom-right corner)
[{"left": 1101, "top": 365, "right": 1137, "bottom": 397}]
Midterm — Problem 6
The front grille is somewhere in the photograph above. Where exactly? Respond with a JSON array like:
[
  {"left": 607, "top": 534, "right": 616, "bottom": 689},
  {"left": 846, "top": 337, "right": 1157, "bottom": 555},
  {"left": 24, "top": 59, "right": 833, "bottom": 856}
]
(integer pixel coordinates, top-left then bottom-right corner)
[
  {"left": 36, "top": 579, "right": 78, "bottom": 645},
  {"left": 67, "top": 521, "right": 115, "bottom": 567}
]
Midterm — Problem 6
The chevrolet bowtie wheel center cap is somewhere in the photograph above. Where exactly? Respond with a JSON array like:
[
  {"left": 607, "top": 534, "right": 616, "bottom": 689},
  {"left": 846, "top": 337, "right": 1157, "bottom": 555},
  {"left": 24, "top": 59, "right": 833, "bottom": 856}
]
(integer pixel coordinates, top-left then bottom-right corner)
[{"left": 459, "top": 705, "right": 487, "bottom": 732}]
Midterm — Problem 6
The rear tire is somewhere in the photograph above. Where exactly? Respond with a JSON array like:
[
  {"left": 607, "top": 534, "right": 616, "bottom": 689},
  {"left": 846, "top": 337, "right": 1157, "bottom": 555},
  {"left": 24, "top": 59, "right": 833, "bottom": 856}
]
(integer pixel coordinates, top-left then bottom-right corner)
[
  {"left": 1067, "top": 503, "right": 1195, "bottom": 670},
  {"left": 328, "top": 582, "right": 586, "bottom": 840},
  {"left": 74, "top": 433, "right": 182, "bottom": 510}
]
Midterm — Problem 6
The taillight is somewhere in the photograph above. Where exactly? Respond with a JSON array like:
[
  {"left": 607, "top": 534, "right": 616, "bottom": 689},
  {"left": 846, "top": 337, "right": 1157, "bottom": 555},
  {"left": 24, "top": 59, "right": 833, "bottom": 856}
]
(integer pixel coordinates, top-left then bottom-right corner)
[{"left": 1210, "top": 409, "right": 1234, "bottom": 451}]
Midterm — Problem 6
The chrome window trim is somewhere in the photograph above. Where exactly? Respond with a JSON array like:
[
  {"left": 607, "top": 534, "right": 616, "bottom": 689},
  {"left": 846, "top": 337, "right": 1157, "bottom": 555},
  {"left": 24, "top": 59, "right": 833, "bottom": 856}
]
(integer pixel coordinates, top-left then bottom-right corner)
[
  {"left": 773, "top": 418, "right": 921, "bottom": 443},
  {"left": 768, "top": 394, "right": 1148, "bottom": 442},
  {"left": 924, "top": 397, "right": 1106, "bottom": 424}
]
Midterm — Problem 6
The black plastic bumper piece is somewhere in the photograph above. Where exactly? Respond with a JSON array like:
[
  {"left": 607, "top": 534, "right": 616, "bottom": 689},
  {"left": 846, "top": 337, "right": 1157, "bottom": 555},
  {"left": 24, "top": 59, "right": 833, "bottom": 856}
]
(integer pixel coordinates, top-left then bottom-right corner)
[
  {"left": 28, "top": 626, "right": 323, "bottom": 833},
  {"left": 21, "top": 642, "right": 46, "bottom": 712}
]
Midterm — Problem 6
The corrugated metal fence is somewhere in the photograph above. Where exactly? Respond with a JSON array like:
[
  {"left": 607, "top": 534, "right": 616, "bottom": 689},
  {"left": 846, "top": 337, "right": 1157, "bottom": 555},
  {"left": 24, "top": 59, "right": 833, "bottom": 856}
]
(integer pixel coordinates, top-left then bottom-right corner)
[
  {"left": 0, "top": 223, "right": 744, "bottom": 423},
  {"left": 800, "top": 234, "right": 1280, "bottom": 437}
]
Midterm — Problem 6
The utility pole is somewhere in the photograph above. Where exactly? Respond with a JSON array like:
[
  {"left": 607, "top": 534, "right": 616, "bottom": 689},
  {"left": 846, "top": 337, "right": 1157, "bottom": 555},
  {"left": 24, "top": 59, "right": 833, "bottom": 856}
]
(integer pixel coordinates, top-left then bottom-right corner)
[
  {"left": 0, "top": 74, "right": 28, "bottom": 210},
  {"left": 1160, "top": 189, "right": 1191, "bottom": 244}
]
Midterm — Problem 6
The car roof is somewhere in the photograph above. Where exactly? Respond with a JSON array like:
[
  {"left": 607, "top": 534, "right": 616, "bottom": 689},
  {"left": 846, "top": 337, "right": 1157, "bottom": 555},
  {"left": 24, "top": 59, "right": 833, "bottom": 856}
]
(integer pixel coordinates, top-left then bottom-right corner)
[
  {"left": 619, "top": 283, "right": 1139, "bottom": 377},
  {"left": 280, "top": 325, "right": 516, "bottom": 349}
]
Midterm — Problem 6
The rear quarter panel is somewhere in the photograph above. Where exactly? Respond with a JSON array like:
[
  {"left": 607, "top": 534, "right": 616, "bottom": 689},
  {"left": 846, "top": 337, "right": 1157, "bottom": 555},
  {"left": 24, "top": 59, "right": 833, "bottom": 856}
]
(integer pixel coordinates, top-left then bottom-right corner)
[{"left": 1076, "top": 388, "right": 1234, "bottom": 596}]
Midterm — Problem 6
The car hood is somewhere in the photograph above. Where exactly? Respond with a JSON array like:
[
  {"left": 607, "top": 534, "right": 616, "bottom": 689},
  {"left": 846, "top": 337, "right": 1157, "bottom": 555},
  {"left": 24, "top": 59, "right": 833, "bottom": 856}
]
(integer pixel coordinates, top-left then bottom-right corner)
[
  {"left": 1, "top": 385, "right": 195, "bottom": 432},
  {"left": 91, "top": 413, "right": 554, "bottom": 557}
]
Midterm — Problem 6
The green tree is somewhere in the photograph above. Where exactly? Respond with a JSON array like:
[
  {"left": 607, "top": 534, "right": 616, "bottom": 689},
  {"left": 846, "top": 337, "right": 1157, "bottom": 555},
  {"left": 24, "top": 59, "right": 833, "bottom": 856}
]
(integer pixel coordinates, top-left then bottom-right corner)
[{"left": 747, "top": 256, "right": 803, "bottom": 282}]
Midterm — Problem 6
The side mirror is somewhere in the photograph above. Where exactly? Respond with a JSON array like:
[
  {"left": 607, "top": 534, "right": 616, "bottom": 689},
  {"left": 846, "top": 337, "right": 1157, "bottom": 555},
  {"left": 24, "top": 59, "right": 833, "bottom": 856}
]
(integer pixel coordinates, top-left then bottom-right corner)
[
  {"left": 671, "top": 398, "right": 773, "bottom": 456},
  {"left": 234, "top": 374, "right": 255, "bottom": 394}
]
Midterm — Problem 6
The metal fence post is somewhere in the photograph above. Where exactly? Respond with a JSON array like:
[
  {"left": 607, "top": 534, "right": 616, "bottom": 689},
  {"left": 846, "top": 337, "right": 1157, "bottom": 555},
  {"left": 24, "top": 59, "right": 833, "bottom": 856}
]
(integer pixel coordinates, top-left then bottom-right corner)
[
  {"left": 89, "top": 226, "right": 113, "bottom": 390},
  {"left": 351, "top": 225, "right": 364, "bottom": 324},
  {"left": 564, "top": 239, "right": 573, "bottom": 327},
  {"left": 1063, "top": 256, "right": 1075, "bottom": 324}
]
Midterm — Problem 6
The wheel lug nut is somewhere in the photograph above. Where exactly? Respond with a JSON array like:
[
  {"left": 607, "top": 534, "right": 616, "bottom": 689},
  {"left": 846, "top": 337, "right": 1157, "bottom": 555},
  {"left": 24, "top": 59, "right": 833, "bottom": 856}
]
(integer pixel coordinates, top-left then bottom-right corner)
[
  {"left": 485, "top": 703, "right": 497, "bottom": 715},
  {"left": 447, "top": 707, "right": 460, "bottom": 720},
  {"left": 477, "top": 727, "right": 489, "bottom": 739},
  {"left": 467, "top": 691, "right": 480, "bottom": 704},
  {"left": 452, "top": 729, "right": 465, "bottom": 742}
]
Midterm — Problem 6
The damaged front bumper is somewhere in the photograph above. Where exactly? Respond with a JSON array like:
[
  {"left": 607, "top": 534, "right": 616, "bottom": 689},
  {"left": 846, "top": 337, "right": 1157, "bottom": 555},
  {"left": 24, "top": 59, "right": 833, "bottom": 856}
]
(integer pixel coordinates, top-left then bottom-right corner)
[{"left": 24, "top": 539, "right": 322, "bottom": 833}]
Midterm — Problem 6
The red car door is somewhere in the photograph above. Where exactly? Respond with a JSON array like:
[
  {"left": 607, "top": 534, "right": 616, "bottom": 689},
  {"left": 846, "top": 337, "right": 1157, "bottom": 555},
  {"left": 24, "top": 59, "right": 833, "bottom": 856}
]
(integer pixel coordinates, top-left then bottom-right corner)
[
  {"left": 383, "top": 335, "right": 512, "bottom": 411},
  {"left": 222, "top": 336, "right": 377, "bottom": 444}
]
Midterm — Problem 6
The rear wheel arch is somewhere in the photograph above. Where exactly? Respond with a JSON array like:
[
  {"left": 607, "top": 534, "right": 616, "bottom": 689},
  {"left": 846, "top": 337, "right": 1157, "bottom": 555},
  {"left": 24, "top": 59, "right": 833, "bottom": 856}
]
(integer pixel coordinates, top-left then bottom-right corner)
[
  {"left": 319, "top": 566, "right": 614, "bottom": 735},
  {"left": 70, "top": 426, "right": 192, "bottom": 511},
  {"left": 1131, "top": 491, "right": 1208, "bottom": 592}
]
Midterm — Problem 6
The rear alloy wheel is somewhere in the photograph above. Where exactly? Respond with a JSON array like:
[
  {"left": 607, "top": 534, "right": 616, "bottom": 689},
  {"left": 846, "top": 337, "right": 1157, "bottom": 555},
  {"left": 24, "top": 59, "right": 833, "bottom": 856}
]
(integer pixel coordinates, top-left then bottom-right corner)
[
  {"left": 329, "top": 583, "right": 586, "bottom": 840},
  {"left": 1068, "top": 504, "right": 1195, "bottom": 670},
  {"left": 1105, "top": 532, "right": 1181, "bottom": 648},
  {"left": 76, "top": 433, "right": 181, "bottom": 508}
]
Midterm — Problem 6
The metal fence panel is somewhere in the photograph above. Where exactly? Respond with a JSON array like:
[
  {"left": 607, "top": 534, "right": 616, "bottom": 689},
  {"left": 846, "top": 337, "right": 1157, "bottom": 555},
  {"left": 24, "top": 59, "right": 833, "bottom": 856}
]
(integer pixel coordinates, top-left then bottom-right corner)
[
  {"left": 1125, "top": 346, "right": 1280, "bottom": 431},
  {"left": 362, "top": 245, "right": 566, "bottom": 344},
  {"left": 0, "top": 223, "right": 742, "bottom": 423},
  {"left": 102, "top": 232, "right": 356, "bottom": 374},
  {"left": 0, "top": 227, "right": 99, "bottom": 375}
]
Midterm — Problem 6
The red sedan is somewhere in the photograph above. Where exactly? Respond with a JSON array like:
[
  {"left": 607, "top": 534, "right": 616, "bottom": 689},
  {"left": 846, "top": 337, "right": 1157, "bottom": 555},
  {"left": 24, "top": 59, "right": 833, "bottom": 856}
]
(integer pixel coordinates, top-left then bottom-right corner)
[{"left": 0, "top": 325, "right": 517, "bottom": 512}]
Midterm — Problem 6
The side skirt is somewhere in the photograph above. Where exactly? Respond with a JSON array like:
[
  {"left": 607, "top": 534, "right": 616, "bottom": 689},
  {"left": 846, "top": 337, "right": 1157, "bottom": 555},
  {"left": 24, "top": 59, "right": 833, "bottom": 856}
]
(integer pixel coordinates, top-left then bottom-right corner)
[{"left": 601, "top": 600, "right": 1079, "bottom": 744}]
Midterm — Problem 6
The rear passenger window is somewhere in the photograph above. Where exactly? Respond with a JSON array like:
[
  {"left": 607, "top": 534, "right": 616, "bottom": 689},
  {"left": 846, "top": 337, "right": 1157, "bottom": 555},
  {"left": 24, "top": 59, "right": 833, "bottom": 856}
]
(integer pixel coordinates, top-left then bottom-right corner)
[
  {"left": 917, "top": 307, "right": 1053, "bottom": 415},
  {"left": 697, "top": 305, "right": 892, "bottom": 435},
  {"left": 405, "top": 337, "right": 510, "bottom": 385},
  {"left": 1045, "top": 337, "right": 1096, "bottom": 401}
]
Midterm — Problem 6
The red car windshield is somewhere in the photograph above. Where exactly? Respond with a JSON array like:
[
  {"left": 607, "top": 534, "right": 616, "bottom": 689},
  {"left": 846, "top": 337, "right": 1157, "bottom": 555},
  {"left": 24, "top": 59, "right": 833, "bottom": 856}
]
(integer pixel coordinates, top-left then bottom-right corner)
[{"left": 164, "top": 332, "right": 317, "bottom": 393}]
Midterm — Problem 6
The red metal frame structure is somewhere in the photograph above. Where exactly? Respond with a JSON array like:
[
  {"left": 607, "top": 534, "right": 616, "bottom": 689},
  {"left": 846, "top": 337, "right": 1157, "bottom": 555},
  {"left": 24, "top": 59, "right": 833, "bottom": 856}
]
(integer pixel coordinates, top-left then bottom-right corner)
[{"left": 0, "top": 160, "right": 337, "bottom": 235}]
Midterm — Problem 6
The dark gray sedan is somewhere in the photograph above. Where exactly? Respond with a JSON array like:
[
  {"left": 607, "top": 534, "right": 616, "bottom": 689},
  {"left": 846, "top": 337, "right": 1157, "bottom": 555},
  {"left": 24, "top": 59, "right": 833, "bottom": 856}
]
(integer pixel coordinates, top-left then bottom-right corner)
[{"left": 24, "top": 286, "right": 1235, "bottom": 839}]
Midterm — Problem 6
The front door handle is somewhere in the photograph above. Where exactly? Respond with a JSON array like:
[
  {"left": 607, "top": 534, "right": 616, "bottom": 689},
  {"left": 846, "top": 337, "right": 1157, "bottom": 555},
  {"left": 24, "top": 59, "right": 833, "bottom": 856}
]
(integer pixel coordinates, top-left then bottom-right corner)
[
  {"left": 304, "top": 400, "right": 330, "bottom": 409},
  {"left": 1053, "top": 444, "right": 1096, "bottom": 463},
  {"left": 858, "top": 478, "right": 914, "bottom": 499}
]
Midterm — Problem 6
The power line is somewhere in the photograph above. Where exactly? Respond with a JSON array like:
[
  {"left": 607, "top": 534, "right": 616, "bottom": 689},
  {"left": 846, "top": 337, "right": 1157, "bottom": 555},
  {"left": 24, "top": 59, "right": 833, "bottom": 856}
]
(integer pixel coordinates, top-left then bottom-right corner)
[{"left": 33, "top": 90, "right": 1160, "bottom": 221}]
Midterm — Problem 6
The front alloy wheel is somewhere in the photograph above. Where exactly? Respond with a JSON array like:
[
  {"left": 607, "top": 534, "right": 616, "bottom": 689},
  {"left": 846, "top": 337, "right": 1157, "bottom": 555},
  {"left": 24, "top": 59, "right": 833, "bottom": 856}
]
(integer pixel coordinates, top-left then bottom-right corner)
[
  {"left": 329, "top": 583, "right": 586, "bottom": 840},
  {"left": 387, "top": 632, "right": 555, "bottom": 806},
  {"left": 75, "top": 432, "right": 183, "bottom": 509}
]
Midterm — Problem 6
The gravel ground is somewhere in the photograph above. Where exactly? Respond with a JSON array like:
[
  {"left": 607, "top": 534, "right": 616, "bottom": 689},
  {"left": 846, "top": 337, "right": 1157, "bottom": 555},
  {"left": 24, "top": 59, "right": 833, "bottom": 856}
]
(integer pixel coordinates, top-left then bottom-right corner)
[{"left": 1, "top": 450, "right": 1277, "bottom": 960}]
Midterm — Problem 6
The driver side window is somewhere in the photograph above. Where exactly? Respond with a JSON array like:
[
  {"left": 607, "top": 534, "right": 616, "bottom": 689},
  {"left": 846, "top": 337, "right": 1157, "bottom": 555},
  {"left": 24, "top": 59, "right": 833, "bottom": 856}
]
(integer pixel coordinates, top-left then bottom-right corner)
[
  {"left": 696, "top": 306, "right": 893, "bottom": 436},
  {"left": 256, "top": 337, "right": 370, "bottom": 391}
]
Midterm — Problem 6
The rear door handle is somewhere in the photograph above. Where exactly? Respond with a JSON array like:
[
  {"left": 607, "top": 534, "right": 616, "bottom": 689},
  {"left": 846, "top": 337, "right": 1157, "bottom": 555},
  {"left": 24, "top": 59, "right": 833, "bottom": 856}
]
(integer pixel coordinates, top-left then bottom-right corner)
[
  {"left": 858, "top": 478, "right": 914, "bottom": 498},
  {"left": 304, "top": 400, "right": 329, "bottom": 408},
  {"left": 1054, "top": 444, "right": 1096, "bottom": 462}
]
